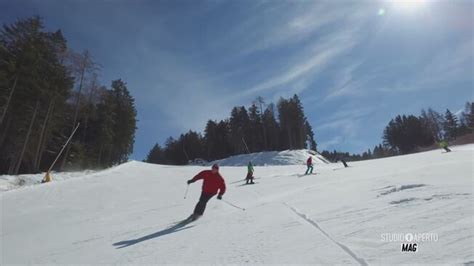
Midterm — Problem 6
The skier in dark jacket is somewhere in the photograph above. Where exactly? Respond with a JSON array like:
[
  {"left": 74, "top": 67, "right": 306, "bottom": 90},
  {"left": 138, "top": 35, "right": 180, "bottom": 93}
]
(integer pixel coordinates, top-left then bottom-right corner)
[
  {"left": 187, "top": 164, "right": 226, "bottom": 220},
  {"left": 338, "top": 158, "right": 348, "bottom": 168},
  {"left": 305, "top": 156, "right": 313, "bottom": 175}
]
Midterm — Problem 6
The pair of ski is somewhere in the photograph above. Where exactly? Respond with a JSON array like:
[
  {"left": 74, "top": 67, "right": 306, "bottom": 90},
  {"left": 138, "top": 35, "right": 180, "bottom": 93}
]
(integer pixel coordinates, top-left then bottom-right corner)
[
  {"left": 230, "top": 177, "right": 259, "bottom": 184},
  {"left": 177, "top": 198, "right": 246, "bottom": 226},
  {"left": 237, "top": 181, "right": 257, "bottom": 186},
  {"left": 175, "top": 214, "right": 201, "bottom": 227},
  {"left": 297, "top": 173, "right": 317, "bottom": 178}
]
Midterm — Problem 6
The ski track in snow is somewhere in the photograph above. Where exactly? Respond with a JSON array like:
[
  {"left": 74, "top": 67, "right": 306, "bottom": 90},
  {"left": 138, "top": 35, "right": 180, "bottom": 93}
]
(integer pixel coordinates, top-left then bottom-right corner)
[
  {"left": 284, "top": 203, "right": 368, "bottom": 266},
  {"left": 378, "top": 184, "right": 427, "bottom": 196}
]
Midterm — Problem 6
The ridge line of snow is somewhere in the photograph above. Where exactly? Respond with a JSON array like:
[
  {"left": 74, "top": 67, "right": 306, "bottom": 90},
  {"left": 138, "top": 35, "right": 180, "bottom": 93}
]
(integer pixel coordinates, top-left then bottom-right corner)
[{"left": 284, "top": 203, "right": 368, "bottom": 266}]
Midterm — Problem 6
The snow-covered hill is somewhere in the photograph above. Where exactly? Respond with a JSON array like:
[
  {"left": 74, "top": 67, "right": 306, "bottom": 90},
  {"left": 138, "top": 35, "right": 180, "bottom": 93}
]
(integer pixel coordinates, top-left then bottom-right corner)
[
  {"left": 211, "top": 149, "right": 331, "bottom": 166},
  {"left": 1, "top": 145, "right": 473, "bottom": 264}
]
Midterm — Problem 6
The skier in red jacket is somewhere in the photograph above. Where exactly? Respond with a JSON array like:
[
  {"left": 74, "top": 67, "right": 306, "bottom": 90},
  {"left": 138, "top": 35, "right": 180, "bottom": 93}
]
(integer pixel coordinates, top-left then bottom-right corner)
[
  {"left": 305, "top": 156, "right": 313, "bottom": 175},
  {"left": 187, "top": 164, "right": 226, "bottom": 220}
]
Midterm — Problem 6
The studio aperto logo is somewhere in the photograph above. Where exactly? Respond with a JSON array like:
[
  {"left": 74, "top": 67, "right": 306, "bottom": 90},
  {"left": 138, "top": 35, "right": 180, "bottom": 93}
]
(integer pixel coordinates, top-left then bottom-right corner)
[{"left": 381, "top": 232, "right": 439, "bottom": 253}]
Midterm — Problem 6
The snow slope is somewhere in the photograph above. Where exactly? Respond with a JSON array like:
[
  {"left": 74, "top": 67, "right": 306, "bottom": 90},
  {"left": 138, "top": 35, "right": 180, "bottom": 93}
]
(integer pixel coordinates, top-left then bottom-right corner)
[
  {"left": 1, "top": 145, "right": 473, "bottom": 264},
  {"left": 211, "top": 149, "right": 330, "bottom": 166}
]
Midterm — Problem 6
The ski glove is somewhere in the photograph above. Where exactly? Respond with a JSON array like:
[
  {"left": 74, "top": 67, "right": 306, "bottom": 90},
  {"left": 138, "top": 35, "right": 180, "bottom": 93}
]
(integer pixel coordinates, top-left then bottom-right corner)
[
  {"left": 217, "top": 194, "right": 223, "bottom": 200},
  {"left": 187, "top": 180, "right": 193, "bottom": 185}
]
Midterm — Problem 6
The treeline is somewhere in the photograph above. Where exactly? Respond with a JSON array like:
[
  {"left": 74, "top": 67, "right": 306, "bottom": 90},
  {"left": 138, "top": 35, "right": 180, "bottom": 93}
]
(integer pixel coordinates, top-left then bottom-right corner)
[
  {"left": 146, "top": 95, "right": 317, "bottom": 165},
  {"left": 382, "top": 103, "right": 473, "bottom": 154},
  {"left": 324, "top": 102, "right": 474, "bottom": 162},
  {"left": 0, "top": 16, "right": 137, "bottom": 175},
  {"left": 320, "top": 145, "right": 395, "bottom": 162}
]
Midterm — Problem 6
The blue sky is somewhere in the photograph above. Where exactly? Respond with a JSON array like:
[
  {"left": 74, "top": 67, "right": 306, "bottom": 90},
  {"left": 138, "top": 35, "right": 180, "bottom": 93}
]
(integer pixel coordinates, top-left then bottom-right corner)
[{"left": 1, "top": 0, "right": 472, "bottom": 159}]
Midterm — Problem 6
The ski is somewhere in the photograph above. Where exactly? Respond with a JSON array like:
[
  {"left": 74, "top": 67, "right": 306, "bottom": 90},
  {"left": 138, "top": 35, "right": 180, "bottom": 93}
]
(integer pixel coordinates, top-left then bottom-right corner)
[
  {"left": 297, "top": 173, "right": 317, "bottom": 177},
  {"left": 237, "top": 182, "right": 258, "bottom": 186}
]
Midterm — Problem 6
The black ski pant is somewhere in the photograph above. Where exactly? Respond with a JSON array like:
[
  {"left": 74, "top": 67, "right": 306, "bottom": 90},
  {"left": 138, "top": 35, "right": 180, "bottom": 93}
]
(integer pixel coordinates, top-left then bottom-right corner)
[
  {"left": 443, "top": 147, "right": 451, "bottom": 152},
  {"left": 246, "top": 172, "right": 254, "bottom": 184},
  {"left": 193, "top": 192, "right": 216, "bottom": 216},
  {"left": 341, "top": 159, "right": 348, "bottom": 168}
]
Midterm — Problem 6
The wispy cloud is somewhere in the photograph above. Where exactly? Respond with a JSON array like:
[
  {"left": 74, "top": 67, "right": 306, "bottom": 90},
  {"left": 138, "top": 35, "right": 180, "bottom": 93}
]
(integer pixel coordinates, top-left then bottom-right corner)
[
  {"left": 232, "top": 1, "right": 361, "bottom": 55},
  {"left": 314, "top": 105, "right": 379, "bottom": 151},
  {"left": 241, "top": 34, "right": 356, "bottom": 96},
  {"left": 136, "top": 59, "right": 238, "bottom": 131},
  {"left": 322, "top": 61, "right": 365, "bottom": 101},
  {"left": 318, "top": 136, "right": 344, "bottom": 151},
  {"left": 411, "top": 40, "right": 473, "bottom": 90},
  {"left": 375, "top": 39, "right": 473, "bottom": 93},
  {"left": 317, "top": 107, "right": 374, "bottom": 135},
  {"left": 136, "top": 1, "right": 375, "bottom": 131},
  {"left": 232, "top": 5, "right": 372, "bottom": 98}
]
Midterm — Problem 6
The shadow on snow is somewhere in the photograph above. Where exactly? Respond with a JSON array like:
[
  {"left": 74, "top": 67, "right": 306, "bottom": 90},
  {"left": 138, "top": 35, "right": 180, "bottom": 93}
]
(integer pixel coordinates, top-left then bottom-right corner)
[{"left": 113, "top": 219, "right": 194, "bottom": 249}]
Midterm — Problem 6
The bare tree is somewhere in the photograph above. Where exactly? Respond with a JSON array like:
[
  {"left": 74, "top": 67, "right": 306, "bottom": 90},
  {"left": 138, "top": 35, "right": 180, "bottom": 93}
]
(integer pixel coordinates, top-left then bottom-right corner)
[
  {"left": 33, "top": 97, "right": 55, "bottom": 172},
  {"left": 60, "top": 50, "right": 99, "bottom": 170},
  {"left": 255, "top": 96, "right": 267, "bottom": 150},
  {"left": 82, "top": 73, "right": 99, "bottom": 142},
  {"left": 0, "top": 75, "right": 18, "bottom": 125},
  {"left": 13, "top": 100, "right": 39, "bottom": 174}
]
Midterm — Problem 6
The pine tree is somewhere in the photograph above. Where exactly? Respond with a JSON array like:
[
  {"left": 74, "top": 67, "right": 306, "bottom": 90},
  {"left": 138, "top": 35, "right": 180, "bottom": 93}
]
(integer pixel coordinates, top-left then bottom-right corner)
[
  {"left": 383, "top": 115, "right": 434, "bottom": 154},
  {"left": 0, "top": 17, "right": 137, "bottom": 174},
  {"left": 204, "top": 119, "right": 232, "bottom": 161},
  {"left": 229, "top": 106, "right": 250, "bottom": 154},
  {"left": 180, "top": 130, "right": 205, "bottom": 162},
  {"left": 277, "top": 95, "right": 307, "bottom": 150},
  {"left": 149, "top": 95, "right": 318, "bottom": 165},
  {"left": 255, "top": 96, "right": 267, "bottom": 150},
  {"left": 443, "top": 109, "right": 458, "bottom": 140},
  {"left": 164, "top": 137, "right": 182, "bottom": 164},
  {"left": 146, "top": 144, "right": 165, "bottom": 164},
  {"left": 248, "top": 103, "right": 263, "bottom": 152},
  {"left": 93, "top": 88, "right": 116, "bottom": 167},
  {"left": 305, "top": 121, "right": 317, "bottom": 151},
  {"left": 0, "top": 17, "right": 74, "bottom": 174},
  {"left": 262, "top": 103, "right": 280, "bottom": 151},
  {"left": 109, "top": 79, "right": 137, "bottom": 164},
  {"left": 420, "top": 108, "right": 444, "bottom": 141},
  {"left": 461, "top": 102, "right": 473, "bottom": 133}
]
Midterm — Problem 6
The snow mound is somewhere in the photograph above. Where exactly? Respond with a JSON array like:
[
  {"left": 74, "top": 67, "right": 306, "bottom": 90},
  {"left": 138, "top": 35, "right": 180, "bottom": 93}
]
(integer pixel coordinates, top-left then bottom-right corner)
[{"left": 211, "top": 149, "right": 330, "bottom": 166}]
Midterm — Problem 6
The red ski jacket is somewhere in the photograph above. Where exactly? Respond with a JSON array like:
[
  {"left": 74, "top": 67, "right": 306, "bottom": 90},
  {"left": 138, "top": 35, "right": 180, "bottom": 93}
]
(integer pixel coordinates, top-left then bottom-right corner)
[
  {"left": 307, "top": 157, "right": 312, "bottom": 166},
  {"left": 191, "top": 170, "right": 226, "bottom": 195}
]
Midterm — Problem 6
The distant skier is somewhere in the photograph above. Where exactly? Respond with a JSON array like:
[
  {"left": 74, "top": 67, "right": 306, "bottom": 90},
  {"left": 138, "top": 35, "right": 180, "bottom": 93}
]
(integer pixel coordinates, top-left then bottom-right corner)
[
  {"left": 246, "top": 161, "right": 255, "bottom": 184},
  {"left": 339, "top": 158, "right": 348, "bottom": 168},
  {"left": 187, "top": 164, "right": 226, "bottom": 221},
  {"left": 305, "top": 156, "right": 313, "bottom": 175},
  {"left": 439, "top": 140, "right": 451, "bottom": 152}
]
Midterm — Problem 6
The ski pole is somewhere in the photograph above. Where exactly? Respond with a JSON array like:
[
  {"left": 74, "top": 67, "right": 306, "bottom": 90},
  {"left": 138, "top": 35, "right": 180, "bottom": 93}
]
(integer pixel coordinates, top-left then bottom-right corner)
[
  {"left": 184, "top": 185, "right": 189, "bottom": 199},
  {"left": 222, "top": 199, "right": 246, "bottom": 211}
]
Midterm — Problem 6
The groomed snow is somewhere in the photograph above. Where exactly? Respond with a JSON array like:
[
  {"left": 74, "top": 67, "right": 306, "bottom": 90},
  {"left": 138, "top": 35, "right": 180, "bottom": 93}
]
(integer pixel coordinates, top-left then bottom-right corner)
[{"left": 1, "top": 145, "right": 473, "bottom": 264}]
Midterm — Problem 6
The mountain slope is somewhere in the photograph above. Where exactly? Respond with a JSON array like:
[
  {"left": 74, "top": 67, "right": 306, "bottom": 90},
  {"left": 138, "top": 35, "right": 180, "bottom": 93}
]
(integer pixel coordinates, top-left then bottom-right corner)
[{"left": 1, "top": 145, "right": 473, "bottom": 264}]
